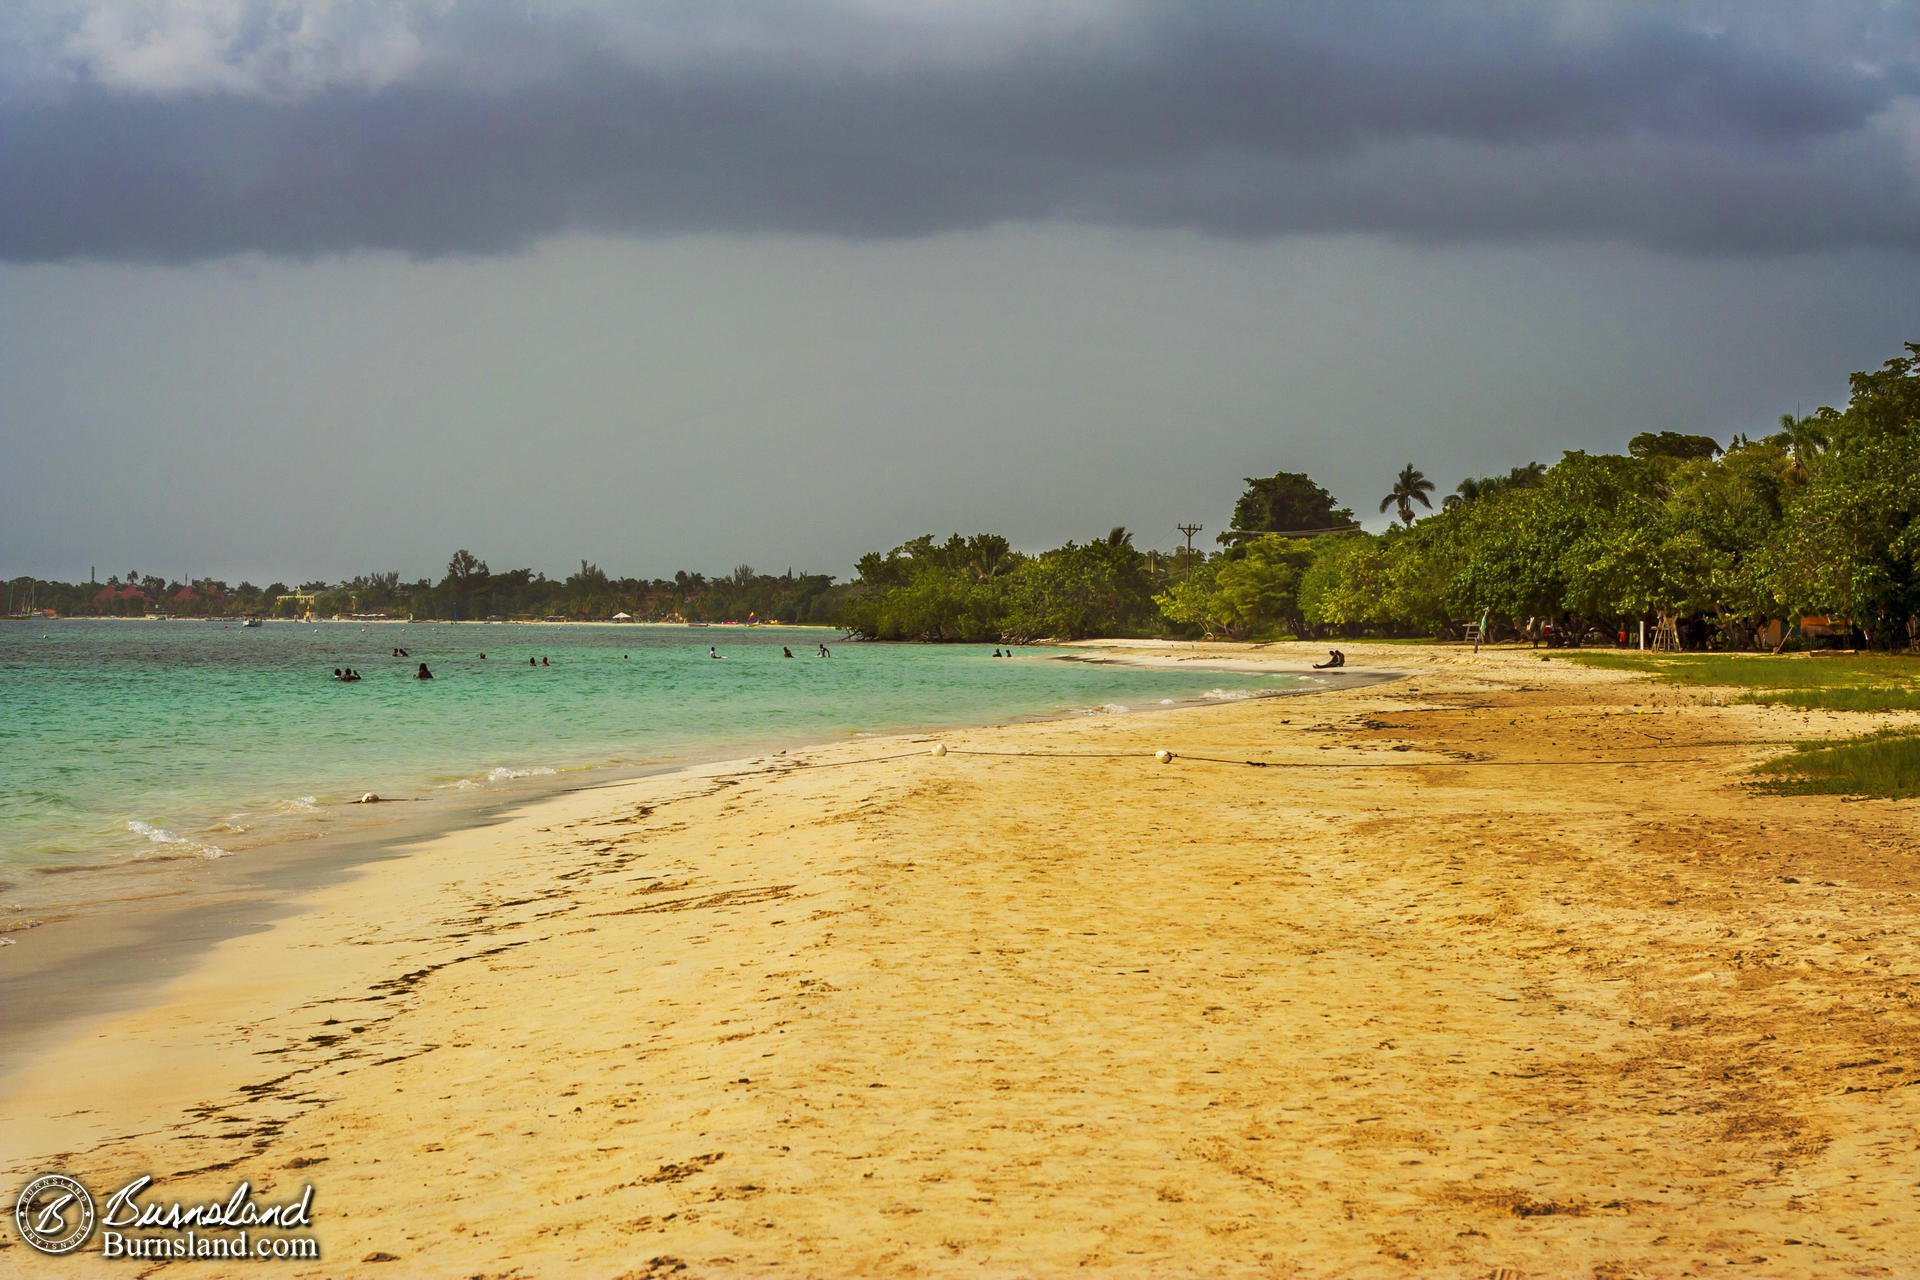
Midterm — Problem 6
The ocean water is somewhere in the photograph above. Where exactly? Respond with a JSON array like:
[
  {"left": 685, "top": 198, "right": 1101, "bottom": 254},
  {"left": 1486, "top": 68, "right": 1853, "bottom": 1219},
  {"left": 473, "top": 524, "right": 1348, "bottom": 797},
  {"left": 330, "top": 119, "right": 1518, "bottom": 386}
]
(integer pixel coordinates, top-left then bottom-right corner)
[{"left": 0, "top": 620, "right": 1305, "bottom": 915}]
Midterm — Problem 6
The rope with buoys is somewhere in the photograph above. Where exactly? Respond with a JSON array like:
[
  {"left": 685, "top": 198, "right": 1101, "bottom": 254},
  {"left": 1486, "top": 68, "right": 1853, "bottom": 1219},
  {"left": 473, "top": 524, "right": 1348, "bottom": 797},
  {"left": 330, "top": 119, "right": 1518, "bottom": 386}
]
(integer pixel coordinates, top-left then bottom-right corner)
[{"left": 714, "top": 744, "right": 1715, "bottom": 778}]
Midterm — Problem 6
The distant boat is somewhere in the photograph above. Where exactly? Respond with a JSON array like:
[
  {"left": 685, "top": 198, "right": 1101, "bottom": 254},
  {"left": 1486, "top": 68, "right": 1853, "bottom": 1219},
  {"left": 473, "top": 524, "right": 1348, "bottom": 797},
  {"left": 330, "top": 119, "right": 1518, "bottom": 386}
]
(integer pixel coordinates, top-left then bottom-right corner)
[{"left": 241, "top": 618, "right": 263, "bottom": 628}]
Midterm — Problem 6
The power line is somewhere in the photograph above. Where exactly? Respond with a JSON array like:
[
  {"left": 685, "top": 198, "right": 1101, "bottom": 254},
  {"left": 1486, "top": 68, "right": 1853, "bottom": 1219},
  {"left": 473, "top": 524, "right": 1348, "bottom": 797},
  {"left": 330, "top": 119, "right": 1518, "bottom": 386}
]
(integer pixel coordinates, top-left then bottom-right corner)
[{"left": 1222, "top": 524, "right": 1363, "bottom": 540}]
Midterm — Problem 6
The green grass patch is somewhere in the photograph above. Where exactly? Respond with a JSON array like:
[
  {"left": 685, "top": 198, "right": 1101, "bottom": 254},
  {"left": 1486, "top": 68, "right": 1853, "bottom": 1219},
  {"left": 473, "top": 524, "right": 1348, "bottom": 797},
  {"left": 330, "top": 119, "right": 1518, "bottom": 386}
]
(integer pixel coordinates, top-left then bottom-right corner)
[
  {"left": 1749, "top": 686, "right": 1920, "bottom": 712},
  {"left": 1564, "top": 651, "right": 1920, "bottom": 709},
  {"left": 1751, "top": 729, "right": 1920, "bottom": 799}
]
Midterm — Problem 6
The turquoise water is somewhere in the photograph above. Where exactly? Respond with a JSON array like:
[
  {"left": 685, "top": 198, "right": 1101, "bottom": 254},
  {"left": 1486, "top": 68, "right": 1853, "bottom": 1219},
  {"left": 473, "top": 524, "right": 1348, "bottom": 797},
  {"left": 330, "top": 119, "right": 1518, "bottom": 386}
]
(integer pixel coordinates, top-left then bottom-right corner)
[{"left": 0, "top": 620, "right": 1301, "bottom": 910}]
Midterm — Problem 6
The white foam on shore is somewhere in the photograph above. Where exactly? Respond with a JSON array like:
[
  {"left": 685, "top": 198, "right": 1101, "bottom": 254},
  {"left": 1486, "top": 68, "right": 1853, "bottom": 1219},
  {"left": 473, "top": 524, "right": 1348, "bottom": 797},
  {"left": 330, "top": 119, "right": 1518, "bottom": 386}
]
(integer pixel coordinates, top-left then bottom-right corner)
[
  {"left": 1202, "top": 688, "right": 1256, "bottom": 701},
  {"left": 126, "top": 820, "right": 231, "bottom": 859},
  {"left": 488, "top": 766, "right": 557, "bottom": 782},
  {"left": 448, "top": 765, "right": 560, "bottom": 790}
]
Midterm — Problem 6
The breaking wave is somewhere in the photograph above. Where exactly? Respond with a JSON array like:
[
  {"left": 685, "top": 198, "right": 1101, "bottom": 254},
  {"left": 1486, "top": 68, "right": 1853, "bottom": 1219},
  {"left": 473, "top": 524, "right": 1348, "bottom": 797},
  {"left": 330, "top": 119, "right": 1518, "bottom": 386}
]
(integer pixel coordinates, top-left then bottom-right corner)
[
  {"left": 126, "top": 820, "right": 231, "bottom": 859},
  {"left": 449, "top": 765, "right": 561, "bottom": 790},
  {"left": 488, "top": 766, "right": 557, "bottom": 782}
]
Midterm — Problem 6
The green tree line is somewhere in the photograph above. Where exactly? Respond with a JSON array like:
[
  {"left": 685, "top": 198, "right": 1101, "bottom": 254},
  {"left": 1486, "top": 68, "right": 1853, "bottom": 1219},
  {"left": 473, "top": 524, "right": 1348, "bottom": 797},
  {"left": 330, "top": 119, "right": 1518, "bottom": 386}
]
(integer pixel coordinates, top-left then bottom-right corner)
[
  {"left": 11, "top": 343, "right": 1918, "bottom": 649},
  {"left": 5, "top": 561, "right": 847, "bottom": 626},
  {"left": 841, "top": 342, "right": 1920, "bottom": 649}
]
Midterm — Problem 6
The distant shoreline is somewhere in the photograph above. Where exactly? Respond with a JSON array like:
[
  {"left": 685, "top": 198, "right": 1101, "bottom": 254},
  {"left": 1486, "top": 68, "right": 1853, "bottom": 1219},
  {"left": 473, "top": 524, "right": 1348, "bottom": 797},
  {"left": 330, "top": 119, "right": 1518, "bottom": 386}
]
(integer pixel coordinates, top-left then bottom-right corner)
[{"left": 5, "top": 615, "right": 845, "bottom": 627}]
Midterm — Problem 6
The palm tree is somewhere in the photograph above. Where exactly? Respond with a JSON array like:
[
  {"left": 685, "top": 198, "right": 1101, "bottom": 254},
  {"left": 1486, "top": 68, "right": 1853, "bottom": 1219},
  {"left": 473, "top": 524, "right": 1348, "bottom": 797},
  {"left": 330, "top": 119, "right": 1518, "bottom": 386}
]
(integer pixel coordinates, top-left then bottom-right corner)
[
  {"left": 1442, "top": 476, "right": 1483, "bottom": 512},
  {"left": 1105, "top": 526, "right": 1134, "bottom": 547},
  {"left": 968, "top": 549, "right": 1014, "bottom": 583},
  {"left": 1771, "top": 412, "right": 1829, "bottom": 485},
  {"left": 1378, "top": 465, "right": 1435, "bottom": 527}
]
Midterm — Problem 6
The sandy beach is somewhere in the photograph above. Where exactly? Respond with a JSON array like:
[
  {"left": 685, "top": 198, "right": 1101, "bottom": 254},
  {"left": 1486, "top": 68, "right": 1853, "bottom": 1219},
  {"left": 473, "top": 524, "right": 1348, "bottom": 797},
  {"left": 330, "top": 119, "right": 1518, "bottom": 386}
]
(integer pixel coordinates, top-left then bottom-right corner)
[{"left": 4, "top": 641, "right": 1918, "bottom": 1278}]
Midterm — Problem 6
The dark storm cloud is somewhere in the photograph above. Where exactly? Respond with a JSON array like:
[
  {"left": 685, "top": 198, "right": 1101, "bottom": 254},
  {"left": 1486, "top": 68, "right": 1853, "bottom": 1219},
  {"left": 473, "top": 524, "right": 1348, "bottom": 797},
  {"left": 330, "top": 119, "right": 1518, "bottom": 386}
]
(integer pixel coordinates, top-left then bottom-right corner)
[{"left": 2, "top": 1, "right": 1916, "bottom": 261}]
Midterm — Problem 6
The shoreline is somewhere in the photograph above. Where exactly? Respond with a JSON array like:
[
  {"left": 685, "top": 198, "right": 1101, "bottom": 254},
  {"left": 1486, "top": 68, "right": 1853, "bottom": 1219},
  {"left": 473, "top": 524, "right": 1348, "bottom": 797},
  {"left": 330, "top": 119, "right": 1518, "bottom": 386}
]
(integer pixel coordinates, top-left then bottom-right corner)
[
  {"left": 0, "top": 645, "right": 1378, "bottom": 1082},
  {"left": 5, "top": 641, "right": 1915, "bottom": 1277}
]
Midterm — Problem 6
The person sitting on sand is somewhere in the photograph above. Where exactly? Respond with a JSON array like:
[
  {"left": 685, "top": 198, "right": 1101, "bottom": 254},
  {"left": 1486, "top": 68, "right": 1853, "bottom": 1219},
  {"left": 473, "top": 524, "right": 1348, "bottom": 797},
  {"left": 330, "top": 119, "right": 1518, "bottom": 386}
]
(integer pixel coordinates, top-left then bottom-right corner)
[
  {"left": 415, "top": 662, "right": 433, "bottom": 679},
  {"left": 1312, "top": 650, "right": 1345, "bottom": 670}
]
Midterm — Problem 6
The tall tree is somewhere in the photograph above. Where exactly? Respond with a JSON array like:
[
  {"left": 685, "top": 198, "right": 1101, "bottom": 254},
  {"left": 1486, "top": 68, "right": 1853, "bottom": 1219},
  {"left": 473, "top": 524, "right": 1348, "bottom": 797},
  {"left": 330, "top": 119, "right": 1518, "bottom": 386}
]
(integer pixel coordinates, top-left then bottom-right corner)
[
  {"left": 1627, "top": 431, "right": 1720, "bottom": 462},
  {"left": 1219, "top": 472, "right": 1356, "bottom": 548},
  {"left": 442, "top": 548, "right": 490, "bottom": 618},
  {"left": 1378, "top": 464, "right": 1435, "bottom": 526}
]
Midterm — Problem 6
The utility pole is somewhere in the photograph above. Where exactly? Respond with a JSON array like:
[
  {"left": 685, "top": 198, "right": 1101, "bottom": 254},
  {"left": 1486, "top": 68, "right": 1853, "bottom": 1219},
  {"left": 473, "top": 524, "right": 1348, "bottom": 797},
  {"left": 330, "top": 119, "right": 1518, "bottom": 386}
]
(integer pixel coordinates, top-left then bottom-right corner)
[{"left": 1175, "top": 523, "right": 1203, "bottom": 576}]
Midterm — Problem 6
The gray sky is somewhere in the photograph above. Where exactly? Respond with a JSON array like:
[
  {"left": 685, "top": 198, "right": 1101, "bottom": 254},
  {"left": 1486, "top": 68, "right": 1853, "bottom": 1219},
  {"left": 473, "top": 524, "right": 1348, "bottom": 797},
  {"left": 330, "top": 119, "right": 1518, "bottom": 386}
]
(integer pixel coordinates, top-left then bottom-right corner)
[{"left": 4, "top": 1, "right": 1918, "bottom": 584}]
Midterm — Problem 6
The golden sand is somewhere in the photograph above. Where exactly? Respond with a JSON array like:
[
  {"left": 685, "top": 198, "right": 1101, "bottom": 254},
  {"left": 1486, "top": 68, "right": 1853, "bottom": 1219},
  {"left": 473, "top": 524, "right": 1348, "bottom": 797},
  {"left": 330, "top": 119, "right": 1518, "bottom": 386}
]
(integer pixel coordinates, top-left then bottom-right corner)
[{"left": 4, "top": 642, "right": 1917, "bottom": 1278}]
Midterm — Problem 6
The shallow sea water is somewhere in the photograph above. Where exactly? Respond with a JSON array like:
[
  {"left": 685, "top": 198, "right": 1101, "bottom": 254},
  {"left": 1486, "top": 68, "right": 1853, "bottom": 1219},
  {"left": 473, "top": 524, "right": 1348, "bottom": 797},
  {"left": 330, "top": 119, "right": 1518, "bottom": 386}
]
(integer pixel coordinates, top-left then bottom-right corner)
[{"left": 0, "top": 620, "right": 1302, "bottom": 913}]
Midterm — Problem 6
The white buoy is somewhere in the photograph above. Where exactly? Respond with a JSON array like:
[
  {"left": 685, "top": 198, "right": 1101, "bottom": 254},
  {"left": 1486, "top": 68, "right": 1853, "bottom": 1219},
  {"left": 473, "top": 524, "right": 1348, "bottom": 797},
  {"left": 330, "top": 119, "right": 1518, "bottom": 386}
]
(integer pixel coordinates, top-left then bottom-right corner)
[
  {"left": 930, "top": 743, "right": 947, "bottom": 757},
  {"left": 1154, "top": 749, "right": 1173, "bottom": 763}
]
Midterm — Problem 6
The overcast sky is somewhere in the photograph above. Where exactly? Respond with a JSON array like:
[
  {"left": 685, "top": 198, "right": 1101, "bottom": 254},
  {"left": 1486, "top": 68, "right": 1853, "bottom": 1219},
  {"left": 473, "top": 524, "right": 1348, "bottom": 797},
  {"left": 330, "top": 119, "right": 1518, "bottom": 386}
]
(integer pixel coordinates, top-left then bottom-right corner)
[{"left": 4, "top": 0, "right": 1918, "bottom": 585}]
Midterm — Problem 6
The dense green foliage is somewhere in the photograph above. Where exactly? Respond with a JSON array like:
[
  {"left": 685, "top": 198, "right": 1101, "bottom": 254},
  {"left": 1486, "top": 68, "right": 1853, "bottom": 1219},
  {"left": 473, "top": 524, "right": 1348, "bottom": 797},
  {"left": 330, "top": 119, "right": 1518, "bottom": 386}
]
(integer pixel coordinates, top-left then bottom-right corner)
[
  {"left": 11, "top": 343, "right": 1919, "bottom": 647},
  {"left": 1195, "top": 341, "right": 1920, "bottom": 649},
  {"left": 838, "top": 530, "right": 1166, "bottom": 641}
]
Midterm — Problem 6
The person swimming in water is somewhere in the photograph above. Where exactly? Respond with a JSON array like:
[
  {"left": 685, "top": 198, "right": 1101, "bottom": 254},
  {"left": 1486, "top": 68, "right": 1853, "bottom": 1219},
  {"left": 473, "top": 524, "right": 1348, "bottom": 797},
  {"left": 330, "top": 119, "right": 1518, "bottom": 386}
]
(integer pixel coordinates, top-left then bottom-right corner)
[
  {"left": 709, "top": 647, "right": 720, "bottom": 659},
  {"left": 415, "top": 662, "right": 433, "bottom": 679},
  {"left": 530, "top": 657, "right": 537, "bottom": 667},
  {"left": 542, "top": 656, "right": 549, "bottom": 667},
  {"left": 783, "top": 647, "right": 794, "bottom": 658}
]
